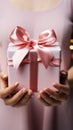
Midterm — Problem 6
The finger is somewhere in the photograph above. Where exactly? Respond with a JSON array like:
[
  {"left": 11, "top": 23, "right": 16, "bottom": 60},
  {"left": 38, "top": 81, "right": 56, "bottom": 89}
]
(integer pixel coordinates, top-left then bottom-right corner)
[
  {"left": 39, "top": 91, "right": 61, "bottom": 106},
  {"left": 60, "top": 70, "right": 68, "bottom": 84},
  {"left": 13, "top": 89, "right": 33, "bottom": 107},
  {"left": 44, "top": 88, "right": 68, "bottom": 101},
  {"left": 0, "top": 73, "right": 8, "bottom": 82},
  {"left": 0, "top": 82, "right": 19, "bottom": 98},
  {"left": 4, "top": 88, "right": 28, "bottom": 106},
  {"left": 38, "top": 94, "right": 51, "bottom": 106},
  {"left": 56, "top": 91, "right": 68, "bottom": 101},
  {"left": 43, "top": 88, "right": 58, "bottom": 97},
  {"left": 0, "top": 74, "right": 8, "bottom": 88},
  {"left": 53, "top": 83, "right": 69, "bottom": 95}
]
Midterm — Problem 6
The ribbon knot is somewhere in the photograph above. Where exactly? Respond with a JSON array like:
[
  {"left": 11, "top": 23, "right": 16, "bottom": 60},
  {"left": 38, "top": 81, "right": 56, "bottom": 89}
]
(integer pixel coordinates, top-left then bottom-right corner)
[
  {"left": 29, "top": 39, "right": 37, "bottom": 49},
  {"left": 10, "top": 26, "right": 59, "bottom": 69}
]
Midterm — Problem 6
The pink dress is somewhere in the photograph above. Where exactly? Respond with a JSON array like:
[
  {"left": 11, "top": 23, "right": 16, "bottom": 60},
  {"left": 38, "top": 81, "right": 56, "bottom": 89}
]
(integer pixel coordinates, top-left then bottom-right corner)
[{"left": 0, "top": 0, "right": 73, "bottom": 130}]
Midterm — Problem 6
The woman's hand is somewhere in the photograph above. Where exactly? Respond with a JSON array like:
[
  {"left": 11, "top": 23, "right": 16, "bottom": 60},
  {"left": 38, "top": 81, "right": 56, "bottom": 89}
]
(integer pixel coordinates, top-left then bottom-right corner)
[
  {"left": 38, "top": 70, "right": 70, "bottom": 106},
  {"left": 0, "top": 73, "right": 33, "bottom": 107}
]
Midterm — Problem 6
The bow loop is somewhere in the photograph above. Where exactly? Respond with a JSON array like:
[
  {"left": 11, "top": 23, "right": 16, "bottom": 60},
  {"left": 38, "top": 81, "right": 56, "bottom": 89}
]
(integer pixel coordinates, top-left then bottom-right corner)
[
  {"left": 38, "top": 29, "right": 57, "bottom": 46},
  {"left": 10, "top": 26, "right": 30, "bottom": 46}
]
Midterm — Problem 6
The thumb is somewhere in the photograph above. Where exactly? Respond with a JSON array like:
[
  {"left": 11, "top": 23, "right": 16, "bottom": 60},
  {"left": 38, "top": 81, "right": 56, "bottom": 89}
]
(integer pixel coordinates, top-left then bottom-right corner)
[{"left": 0, "top": 73, "right": 8, "bottom": 88}]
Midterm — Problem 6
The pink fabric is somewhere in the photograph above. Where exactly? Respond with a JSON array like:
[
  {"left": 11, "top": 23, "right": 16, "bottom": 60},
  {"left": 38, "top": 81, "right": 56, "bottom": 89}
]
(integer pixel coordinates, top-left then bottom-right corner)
[{"left": 0, "top": 0, "right": 73, "bottom": 130}]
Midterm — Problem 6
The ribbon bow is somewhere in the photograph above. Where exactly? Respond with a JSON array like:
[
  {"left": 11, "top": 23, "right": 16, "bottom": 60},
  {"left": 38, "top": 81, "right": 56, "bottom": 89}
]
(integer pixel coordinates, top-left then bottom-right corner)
[{"left": 10, "top": 26, "right": 59, "bottom": 69}]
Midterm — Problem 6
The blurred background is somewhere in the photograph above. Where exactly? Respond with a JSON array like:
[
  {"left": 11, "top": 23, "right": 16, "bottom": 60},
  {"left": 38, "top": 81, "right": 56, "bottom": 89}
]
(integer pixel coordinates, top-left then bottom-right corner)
[
  {"left": 69, "top": 33, "right": 73, "bottom": 66},
  {"left": 68, "top": 33, "right": 73, "bottom": 86}
]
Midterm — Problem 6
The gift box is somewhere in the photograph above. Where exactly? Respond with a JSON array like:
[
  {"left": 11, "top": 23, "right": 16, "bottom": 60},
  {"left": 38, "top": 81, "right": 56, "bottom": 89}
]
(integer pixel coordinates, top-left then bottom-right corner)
[{"left": 7, "top": 26, "right": 61, "bottom": 92}]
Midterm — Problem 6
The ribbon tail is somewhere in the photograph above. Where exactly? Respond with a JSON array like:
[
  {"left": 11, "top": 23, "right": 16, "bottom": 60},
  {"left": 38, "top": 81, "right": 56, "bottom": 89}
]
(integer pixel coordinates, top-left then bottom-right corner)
[
  {"left": 12, "top": 47, "right": 29, "bottom": 69},
  {"left": 37, "top": 46, "right": 53, "bottom": 68}
]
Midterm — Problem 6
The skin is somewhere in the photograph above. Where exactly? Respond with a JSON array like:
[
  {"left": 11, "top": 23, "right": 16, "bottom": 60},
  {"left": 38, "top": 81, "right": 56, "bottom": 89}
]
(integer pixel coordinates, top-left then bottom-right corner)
[
  {"left": 9, "top": 0, "right": 61, "bottom": 11},
  {"left": 0, "top": 73, "right": 33, "bottom": 107},
  {"left": 0, "top": 70, "right": 69, "bottom": 107},
  {"left": 38, "top": 70, "right": 70, "bottom": 106}
]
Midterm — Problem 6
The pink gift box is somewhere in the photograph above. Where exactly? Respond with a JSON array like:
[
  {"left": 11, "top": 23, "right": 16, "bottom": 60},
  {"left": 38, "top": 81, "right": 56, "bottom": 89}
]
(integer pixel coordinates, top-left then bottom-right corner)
[
  {"left": 7, "top": 26, "right": 61, "bottom": 92},
  {"left": 7, "top": 43, "right": 61, "bottom": 92}
]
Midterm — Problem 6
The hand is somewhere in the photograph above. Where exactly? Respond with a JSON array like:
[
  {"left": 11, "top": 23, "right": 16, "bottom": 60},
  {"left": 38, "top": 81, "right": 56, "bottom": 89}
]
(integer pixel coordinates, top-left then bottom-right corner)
[
  {"left": 38, "top": 70, "right": 70, "bottom": 106},
  {"left": 0, "top": 73, "right": 33, "bottom": 107}
]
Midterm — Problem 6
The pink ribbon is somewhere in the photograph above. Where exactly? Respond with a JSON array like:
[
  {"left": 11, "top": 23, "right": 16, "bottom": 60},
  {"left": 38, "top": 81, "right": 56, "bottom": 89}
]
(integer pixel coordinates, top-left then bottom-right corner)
[{"left": 10, "top": 26, "right": 59, "bottom": 69}]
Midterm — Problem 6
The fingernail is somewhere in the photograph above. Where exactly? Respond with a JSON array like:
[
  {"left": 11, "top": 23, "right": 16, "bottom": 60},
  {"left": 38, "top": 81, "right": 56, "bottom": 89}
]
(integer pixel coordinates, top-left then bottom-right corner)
[
  {"left": 39, "top": 90, "right": 43, "bottom": 94},
  {"left": 43, "top": 88, "right": 47, "bottom": 91},
  {"left": 21, "top": 88, "right": 28, "bottom": 94},
  {"left": 53, "top": 82, "right": 58, "bottom": 86},
  {"left": 37, "top": 95, "right": 40, "bottom": 99},
  {"left": 20, "top": 88, "right": 25, "bottom": 93},
  {"left": 28, "top": 89, "right": 33, "bottom": 96},
  {"left": 15, "top": 82, "right": 19, "bottom": 86},
  {"left": 3, "top": 74, "right": 8, "bottom": 79}
]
